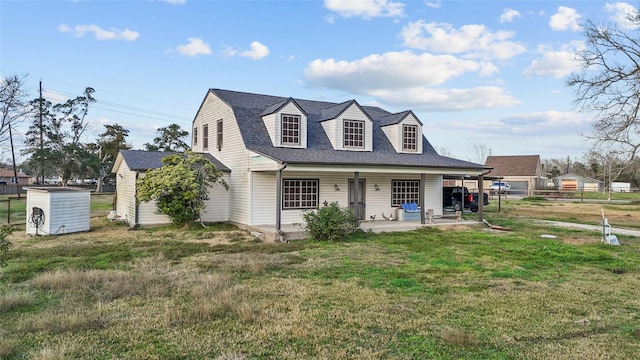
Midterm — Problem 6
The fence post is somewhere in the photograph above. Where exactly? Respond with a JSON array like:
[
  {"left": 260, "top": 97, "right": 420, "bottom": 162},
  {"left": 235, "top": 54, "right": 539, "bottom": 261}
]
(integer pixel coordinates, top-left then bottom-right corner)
[{"left": 7, "top": 197, "right": 10, "bottom": 223}]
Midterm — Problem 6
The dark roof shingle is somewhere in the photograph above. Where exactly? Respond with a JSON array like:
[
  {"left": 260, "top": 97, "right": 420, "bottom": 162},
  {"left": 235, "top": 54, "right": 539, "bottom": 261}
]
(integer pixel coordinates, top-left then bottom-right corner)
[{"left": 119, "top": 150, "right": 231, "bottom": 172}]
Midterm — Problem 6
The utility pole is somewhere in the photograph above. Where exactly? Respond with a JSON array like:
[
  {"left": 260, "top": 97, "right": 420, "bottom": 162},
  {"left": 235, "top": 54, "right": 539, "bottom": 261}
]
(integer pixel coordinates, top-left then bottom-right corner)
[{"left": 39, "top": 80, "right": 44, "bottom": 185}]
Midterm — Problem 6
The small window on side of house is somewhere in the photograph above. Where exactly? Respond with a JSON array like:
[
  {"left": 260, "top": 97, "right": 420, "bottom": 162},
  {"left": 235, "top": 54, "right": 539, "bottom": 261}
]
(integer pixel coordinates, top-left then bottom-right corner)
[
  {"left": 203, "top": 124, "right": 209, "bottom": 149},
  {"left": 281, "top": 114, "right": 300, "bottom": 146},
  {"left": 217, "top": 120, "right": 223, "bottom": 151},
  {"left": 193, "top": 127, "right": 198, "bottom": 146}
]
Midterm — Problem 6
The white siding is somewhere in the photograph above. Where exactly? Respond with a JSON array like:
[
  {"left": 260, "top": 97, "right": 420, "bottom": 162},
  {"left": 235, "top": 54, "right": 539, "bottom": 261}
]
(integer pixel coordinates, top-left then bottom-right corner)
[
  {"left": 115, "top": 160, "right": 137, "bottom": 225},
  {"left": 262, "top": 113, "right": 276, "bottom": 145},
  {"left": 201, "top": 174, "right": 230, "bottom": 222},
  {"left": 249, "top": 170, "right": 445, "bottom": 225},
  {"left": 193, "top": 91, "right": 251, "bottom": 225},
  {"left": 321, "top": 103, "right": 372, "bottom": 152},
  {"left": 26, "top": 188, "right": 90, "bottom": 235},
  {"left": 424, "top": 174, "right": 443, "bottom": 216},
  {"left": 381, "top": 114, "right": 423, "bottom": 154},
  {"left": 138, "top": 201, "right": 170, "bottom": 225}
]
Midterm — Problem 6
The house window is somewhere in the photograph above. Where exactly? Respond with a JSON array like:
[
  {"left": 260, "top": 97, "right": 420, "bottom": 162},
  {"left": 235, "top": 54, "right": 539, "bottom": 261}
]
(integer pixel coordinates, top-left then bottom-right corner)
[
  {"left": 343, "top": 120, "right": 364, "bottom": 148},
  {"left": 203, "top": 124, "right": 209, "bottom": 149},
  {"left": 283, "top": 179, "right": 318, "bottom": 209},
  {"left": 193, "top": 127, "right": 198, "bottom": 146},
  {"left": 217, "top": 120, "right": 223, "bottom": 151},
  {"left": 391, "top": 180, "right": 420, "bottom": 206},
  {"left": 281, "top": 114, "right": 300, "bottom": 145},
  {"left": 403, "top": 125, "right": 418, "bottom": 151}
]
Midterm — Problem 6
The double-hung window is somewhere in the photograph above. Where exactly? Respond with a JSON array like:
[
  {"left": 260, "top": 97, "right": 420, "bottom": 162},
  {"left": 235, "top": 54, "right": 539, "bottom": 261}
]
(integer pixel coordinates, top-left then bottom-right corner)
[
  {"left": 402, "top": 124, "right": 418, "bottom": 151},
  {"left": 343, "top": 120, "right": 364, "bottom": 148},
  {"left": 216, "top": 120, "right": 223, "bottom": 151},
  {"left": 391, "top": 180, "right": 420, "bottom": 207},
  {"left": 281, "top": 114, "right": 300, "bottom": 145},
  {"left": 283, "top": 179, "right": 318, "bottom": 209},
  {"left": 202, "top": 124, "right": 209, "bottom": 149},
  {"left": 193, "top": 127, "right": 198, "bottom": 146}
]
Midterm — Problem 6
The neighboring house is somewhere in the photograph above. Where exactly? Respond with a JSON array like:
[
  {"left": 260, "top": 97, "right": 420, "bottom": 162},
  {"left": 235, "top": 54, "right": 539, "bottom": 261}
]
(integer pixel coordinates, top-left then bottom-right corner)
[
  {"left": 484, "top": 155, "right": 545, "bottom": 195},
  {"left": 112, "top": 150, "right": 231, "bottom": 226},
  {"left": 0, "top": 168, "right": 30, "bottom": 185},
  {"left": 553, "top": 173, "right": 603, "bottom": 192}
]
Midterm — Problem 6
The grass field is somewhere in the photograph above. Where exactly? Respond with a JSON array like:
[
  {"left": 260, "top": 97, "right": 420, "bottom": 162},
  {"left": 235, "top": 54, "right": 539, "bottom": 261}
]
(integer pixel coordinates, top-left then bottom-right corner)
[{"left": 0, "top": 201, "right": 639, "bottom": 359}]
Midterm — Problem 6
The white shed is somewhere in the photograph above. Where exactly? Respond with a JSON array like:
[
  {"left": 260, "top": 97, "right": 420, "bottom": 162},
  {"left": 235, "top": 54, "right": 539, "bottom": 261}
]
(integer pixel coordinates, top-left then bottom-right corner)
[{"left": 26, "top": 187, "right": 91, "bottom": 236}]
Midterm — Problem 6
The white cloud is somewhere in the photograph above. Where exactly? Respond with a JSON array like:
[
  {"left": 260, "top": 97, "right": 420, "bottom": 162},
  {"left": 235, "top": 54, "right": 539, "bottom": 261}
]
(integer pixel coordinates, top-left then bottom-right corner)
[
  {"left": 523, "top": 42, "right": 582, "bottom": 78},
  {"left": 42, "top": 89, "right": 68, "bottom": 103},
  {"left": 549, "top": 6, "right": 581, "bottom": 31},
  {"left": 447, "top": 111, "right": 589, "bottom": 137},
  {"left": 426, "top": 1, "right": 441, "bottom": 9},
  {"left": 240, "top": 41, "right": 270, "bottom": 60},
  {"left": 164, "top": 0, "right": 186, "bottom": 4},
  {"left": 500, "top": 8, "right": 521, "bottom": 23},
  {"left": 175, "top": 37, "right": 212, "bottom": 57},
  {"left": 372, "top": 86, "right": 520, "bottom": 111},
  {"left": 400, "top": 21, "right": 526, "bottom": 60},
  {"left": 58, "top": 24, "right": 139, "bottom": 41},
  {"left": 324, "top": 0, "right": 405, "bottom": 19},
  {"left": 305, "top": 51, "right": 496, "bottom": 91},
  {"left": 605, "top": 2, "right": 640, "bottom": 30},
  {"left": 304, "top": 50, "right": 516, "bottom": 111}
]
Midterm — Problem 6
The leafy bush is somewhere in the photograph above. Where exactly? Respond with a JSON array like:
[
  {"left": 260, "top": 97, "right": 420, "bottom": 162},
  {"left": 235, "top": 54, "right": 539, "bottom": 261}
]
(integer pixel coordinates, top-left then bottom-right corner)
[{"left": 302, "top": 202, "right": 359, "bottom": 241}]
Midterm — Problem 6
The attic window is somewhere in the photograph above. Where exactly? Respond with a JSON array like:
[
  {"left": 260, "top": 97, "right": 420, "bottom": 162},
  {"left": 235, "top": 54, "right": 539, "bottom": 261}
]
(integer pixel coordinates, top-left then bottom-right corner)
[
  {"left": 203, "top": 124, "right": 209, "bottom": 149},
  {"left": 343, "top": 119, "right": 364, "bottom": 148},
  {"left": 403, "top": 124, "right": 417, "bottom": 151},
  {"left": 281, "top": 114, "right": 300, "bottom": 145},
  {"left": 193, "top": 127, "right": 198, "bottom": 146}
]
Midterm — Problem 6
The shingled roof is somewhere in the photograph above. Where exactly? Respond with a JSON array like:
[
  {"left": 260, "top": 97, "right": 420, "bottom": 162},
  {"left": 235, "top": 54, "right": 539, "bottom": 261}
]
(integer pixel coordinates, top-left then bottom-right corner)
[
  {"left": 485, "top": 155, "right": 541, "bottom": 177},
  {"left": 116, "top": 150, "right": 231, "bottom": 172},
  {"left": 208, "top": 89, "right": 488, "bottom": 170}
]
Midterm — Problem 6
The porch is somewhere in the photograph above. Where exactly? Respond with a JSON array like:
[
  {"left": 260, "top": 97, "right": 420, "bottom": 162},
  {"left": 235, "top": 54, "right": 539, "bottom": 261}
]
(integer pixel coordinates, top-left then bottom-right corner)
[{"left": 247, "top": 214, "right": 483, "bottom": 242}]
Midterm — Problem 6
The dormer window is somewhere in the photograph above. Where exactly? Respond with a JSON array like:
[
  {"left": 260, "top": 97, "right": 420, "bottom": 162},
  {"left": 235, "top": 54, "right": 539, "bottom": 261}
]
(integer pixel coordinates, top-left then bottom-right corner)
[
  {"left": 281, "top": 114, "right": 300, "bottom": 145},
  {"left": 343, "top": 119, "right": 365, "bottom": 148},
  {"left": 403, "top": 124, "right": 418, "bottom": 151}
]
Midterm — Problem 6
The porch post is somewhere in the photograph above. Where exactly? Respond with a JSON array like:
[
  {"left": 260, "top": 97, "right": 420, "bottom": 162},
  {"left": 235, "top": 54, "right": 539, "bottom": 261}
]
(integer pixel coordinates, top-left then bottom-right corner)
[
  {"left": 276, "top": 162, "right": 287, "bottom": 238},
  {"left": 354, "top": 171, "right": 360, "bottom": 221},
  {"left": 420, "top": 173, "right": 426, "bottom": 224},
  {"left": 478, "top": 174, "right": 484, "bottom": 223}
]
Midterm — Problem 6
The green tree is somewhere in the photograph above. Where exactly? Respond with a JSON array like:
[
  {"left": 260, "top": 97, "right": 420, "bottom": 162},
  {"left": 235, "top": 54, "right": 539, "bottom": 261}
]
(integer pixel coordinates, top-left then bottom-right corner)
[
  {"left": 143, "top": 123, "right": 190, "bottom": 152},
  {"left": 89, "top": 123, "right": 131, "bottom": 191},
  {"left": 136, "top": 152, "right": 228, "bottom": 226},
  {"left": 22, "top": 87, "right": 97, "bottom": 185}
]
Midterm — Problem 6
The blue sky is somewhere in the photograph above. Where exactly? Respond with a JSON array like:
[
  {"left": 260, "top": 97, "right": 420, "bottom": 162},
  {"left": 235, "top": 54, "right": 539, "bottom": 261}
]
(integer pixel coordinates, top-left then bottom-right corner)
[{"left": 1, "top": 0, "right": 635, "bottom": 163}]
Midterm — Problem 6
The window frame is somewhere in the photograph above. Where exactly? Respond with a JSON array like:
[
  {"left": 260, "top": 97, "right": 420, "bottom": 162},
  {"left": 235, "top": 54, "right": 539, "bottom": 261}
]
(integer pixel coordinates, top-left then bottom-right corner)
[
  {"left": 202, "top": 124, "right": 209, "bottom": 150},
  {"left": 281, "top": 114, "right": 301, "bottom": 146},
  {"left": 193, "top": 127, "right": 198, "bottom": 146},
  {"left": 391, "top": 179, "right": 420, "bottom": 207},
  {"left": 216, "top": 120, "right": 223, "bottom": 151},
  {"left": 402, "top": 124, "right": 418, "bottom": 152},
  {"left": 343, "top": 119, "right": 365, "bottom": 149},
  {"left": 282, "top": 179, "right": 319, "bottom": 210}
]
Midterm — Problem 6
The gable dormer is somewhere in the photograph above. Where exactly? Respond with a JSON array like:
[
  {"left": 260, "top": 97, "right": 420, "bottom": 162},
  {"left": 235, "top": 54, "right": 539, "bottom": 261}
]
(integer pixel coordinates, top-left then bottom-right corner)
[
  {"left": 381, "top": 111, "right": 423, "bottom": 154},
  {"left": 320, "top": 100, "right": 373, "bottom": 152},
  {"left": 261, "top": 98, "right": 307, "bottom": 148}
]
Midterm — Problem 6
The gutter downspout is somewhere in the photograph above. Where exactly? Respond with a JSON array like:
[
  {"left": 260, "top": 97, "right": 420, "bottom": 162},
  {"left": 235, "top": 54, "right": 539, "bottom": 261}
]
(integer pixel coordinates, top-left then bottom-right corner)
[
  {"left": 276, "top": 162, "right": 287, "bottom": 242},
  {"left": 478, "top": 169, "right": 492, "bottom": 223}
]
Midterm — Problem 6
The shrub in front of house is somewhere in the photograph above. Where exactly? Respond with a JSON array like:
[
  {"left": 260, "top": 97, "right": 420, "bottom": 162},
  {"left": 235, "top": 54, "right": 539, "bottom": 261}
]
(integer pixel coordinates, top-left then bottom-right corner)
[{"left": 302, "top": 202, "right": 359, "bottom": 241}]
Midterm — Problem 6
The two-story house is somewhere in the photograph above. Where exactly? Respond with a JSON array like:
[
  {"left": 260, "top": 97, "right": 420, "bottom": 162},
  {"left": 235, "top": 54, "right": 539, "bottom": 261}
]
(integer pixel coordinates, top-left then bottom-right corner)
[{"left": 113, "top": 88, "right": 490, "bottom": 238}]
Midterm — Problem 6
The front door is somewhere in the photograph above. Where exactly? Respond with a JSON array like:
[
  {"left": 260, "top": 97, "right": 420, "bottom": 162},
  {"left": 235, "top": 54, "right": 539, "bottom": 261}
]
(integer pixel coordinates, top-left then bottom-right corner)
[{"left": 349, "top": 179, "right": 366, "bottom": 220}]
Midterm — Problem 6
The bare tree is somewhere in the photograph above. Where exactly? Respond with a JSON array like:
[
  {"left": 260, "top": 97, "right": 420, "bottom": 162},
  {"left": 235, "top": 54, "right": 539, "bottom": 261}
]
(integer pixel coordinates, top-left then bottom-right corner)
[
  {"left": 469, "top": 143, "right": 491, "bottom": 164},
  {"left": 0, "top": 74, "right": 30, "bottom": 145},
  {"left": 567, "top": 11, "right": 640, "bottom": 162}
]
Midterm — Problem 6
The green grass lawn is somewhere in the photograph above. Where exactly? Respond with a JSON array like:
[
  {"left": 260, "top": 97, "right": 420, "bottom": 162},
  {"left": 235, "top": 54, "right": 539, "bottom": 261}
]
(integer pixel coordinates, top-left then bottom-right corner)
[{"left": 1, "top": 215, "right": 639, "bottom": 359}]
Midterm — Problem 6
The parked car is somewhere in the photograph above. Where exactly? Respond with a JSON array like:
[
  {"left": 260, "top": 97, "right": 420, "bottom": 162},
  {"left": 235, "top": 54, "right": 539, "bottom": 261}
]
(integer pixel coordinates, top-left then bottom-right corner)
[
  {"left": 490, "top": 181, "right": 511, "bottom": 194},
  {"left": 443, "top": 186, "right": 489, "bottom": 212}
]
